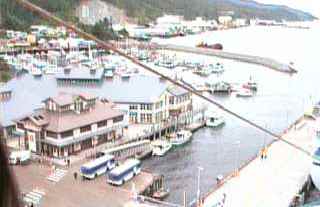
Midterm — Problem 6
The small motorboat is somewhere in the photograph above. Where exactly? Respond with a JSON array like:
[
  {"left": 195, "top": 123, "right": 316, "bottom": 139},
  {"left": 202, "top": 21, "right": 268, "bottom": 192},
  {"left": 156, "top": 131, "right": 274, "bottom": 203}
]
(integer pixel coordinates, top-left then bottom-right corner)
[
  {"left": 152, "top": 140, "right": 172, "bottom": 156},
  {"left": 170, "top": 130, "right": 192, "bottom": 147},
  {"left": 152, "top": 189, "right": 170, "bottom": 200},
  {"left": 206, "top": 112, "right": 225, "bottom": 128}
]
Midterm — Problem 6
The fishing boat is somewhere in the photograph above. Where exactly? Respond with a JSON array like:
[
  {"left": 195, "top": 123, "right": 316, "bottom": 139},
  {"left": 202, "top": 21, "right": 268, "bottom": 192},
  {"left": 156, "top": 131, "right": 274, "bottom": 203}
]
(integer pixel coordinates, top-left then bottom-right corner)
[
  {"left": 206, "top": 112, "right": 225, "bottom": 128},
  {"left": 236, "top": 89, "right": 253, "bottom": 97},
  {"left": 170, "top": 130, "right": 192, "bottom": 147},
  {"left": 152, "top": 140, "right": 172, "bottom": 156}
]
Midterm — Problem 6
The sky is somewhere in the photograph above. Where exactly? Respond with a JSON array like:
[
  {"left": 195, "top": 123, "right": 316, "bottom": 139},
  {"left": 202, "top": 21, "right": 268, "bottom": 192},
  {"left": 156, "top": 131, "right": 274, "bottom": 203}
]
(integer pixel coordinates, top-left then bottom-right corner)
[{"left": 255, "top": 0, "right": 320, "bottom": 18}]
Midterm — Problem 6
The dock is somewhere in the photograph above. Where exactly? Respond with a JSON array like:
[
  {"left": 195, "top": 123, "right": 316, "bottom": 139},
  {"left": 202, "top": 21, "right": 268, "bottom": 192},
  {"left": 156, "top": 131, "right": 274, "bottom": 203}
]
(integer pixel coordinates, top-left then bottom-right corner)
[
  {"left": 201, "top": 117, "right": 314, "bottom": 207},
  {"left": 159, "top": 44, "right": 297, "bottom": 74}
]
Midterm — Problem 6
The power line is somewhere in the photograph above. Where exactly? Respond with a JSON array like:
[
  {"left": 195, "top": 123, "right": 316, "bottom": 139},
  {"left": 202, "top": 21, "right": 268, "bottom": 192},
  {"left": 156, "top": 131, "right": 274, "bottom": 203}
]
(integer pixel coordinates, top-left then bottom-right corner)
[{"left": 15, "top": 0, "right": 312, "bottom": 157}]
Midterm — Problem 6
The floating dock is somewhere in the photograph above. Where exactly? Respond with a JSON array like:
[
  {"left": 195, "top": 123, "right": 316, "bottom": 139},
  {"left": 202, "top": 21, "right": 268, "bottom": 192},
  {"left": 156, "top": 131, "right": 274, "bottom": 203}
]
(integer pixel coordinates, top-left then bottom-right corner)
[{"left": 201, "top": 117, "right": 314, "bottom": 207}]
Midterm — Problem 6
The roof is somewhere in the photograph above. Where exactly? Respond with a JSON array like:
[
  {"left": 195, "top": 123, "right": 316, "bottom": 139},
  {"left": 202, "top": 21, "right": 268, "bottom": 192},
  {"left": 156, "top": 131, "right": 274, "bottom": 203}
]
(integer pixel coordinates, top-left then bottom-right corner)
[
  {"left": 167, "top": 84, "right": 189, "bottom": 96},
  {"left": 47, "top": 93, "right": 74, "bottom": 106},
  {"left": 55, "top": 66, "right": 104, "bottom": 81},
  {"left": 29, "top": 101, "right": 123, "bottom": 133},
  {"left": 0, "top": 84, "right": 12, "bottom": 93},
  {"left": 0, "top": 74, "right": 169, "bottom": 127}
]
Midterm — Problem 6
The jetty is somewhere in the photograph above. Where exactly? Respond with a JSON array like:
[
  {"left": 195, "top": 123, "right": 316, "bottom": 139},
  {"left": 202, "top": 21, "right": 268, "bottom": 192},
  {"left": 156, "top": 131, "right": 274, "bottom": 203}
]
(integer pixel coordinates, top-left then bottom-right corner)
[
  {"left": 201, "top": 117, "right": 314, "bottom": 207},
  {"left": 159, "top": 44, "right": 297, "bottom": 74}
]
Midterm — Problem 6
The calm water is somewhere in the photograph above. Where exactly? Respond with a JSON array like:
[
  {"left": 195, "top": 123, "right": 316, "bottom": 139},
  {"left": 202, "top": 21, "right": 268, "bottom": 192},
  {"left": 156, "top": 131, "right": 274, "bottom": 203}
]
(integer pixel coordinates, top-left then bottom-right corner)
[{"left": 143, "top": 24, "right": 320, "bottom": 204}]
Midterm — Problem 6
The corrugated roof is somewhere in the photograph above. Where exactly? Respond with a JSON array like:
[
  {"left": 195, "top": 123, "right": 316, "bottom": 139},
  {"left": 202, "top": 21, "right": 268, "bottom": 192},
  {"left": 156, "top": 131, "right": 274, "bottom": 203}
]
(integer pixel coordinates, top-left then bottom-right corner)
[
  {"left": 17, "top": 101, "right": 123, "bottom": 133},
  {"left": 0, "top": 74, "right": 168, "bottom": 127}
]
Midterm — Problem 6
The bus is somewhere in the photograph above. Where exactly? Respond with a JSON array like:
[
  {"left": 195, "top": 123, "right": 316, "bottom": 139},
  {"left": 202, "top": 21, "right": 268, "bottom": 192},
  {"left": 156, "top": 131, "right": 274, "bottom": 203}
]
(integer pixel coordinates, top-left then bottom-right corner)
[
  {"left": 80, "top": 154, "right": 115, "bottom": 179},
  {"left": 107, "top": 159, "right": 141, "bottom": 186}
]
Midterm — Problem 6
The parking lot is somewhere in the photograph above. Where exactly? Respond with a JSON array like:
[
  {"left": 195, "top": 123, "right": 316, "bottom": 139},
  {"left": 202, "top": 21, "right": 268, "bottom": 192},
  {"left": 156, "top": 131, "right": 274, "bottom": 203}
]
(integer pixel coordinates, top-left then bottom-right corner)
[{"left": 13, "top": 160, "right": 155, "bottom": 207}]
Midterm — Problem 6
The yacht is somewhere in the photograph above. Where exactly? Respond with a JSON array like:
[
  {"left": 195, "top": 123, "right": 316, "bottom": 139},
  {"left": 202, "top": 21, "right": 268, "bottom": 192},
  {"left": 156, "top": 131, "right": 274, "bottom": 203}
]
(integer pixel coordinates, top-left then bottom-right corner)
[
  {"left": 152, "top": 140, "right": 172, "bottom": 156},
  {"left": 170, "top": 130, "right": 192, "bottom": 147},
  {"left": 206, "top": 112, "right": 225, "bottom": 128}
]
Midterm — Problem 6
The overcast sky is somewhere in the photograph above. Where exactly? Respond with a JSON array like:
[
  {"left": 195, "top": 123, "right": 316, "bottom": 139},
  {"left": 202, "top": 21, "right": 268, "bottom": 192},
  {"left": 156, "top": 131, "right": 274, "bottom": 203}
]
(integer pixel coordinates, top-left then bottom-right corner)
[{"left": 255, "top": 0, "right": 320, "bottom": 18}]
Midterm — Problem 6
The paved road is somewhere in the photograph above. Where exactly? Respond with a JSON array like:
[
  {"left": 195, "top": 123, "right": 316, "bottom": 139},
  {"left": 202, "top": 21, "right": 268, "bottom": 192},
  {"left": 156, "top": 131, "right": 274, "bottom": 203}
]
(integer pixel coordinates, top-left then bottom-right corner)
[{"left": 202, "top": 118, "right": 314, "bottom": 207}]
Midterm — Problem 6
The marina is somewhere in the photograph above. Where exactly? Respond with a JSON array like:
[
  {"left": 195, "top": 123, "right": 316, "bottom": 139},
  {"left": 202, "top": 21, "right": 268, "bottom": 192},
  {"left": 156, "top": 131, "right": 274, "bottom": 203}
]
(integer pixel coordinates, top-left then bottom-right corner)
[{"left": 1, "top": 2, "right": 320, "bottom": 206}]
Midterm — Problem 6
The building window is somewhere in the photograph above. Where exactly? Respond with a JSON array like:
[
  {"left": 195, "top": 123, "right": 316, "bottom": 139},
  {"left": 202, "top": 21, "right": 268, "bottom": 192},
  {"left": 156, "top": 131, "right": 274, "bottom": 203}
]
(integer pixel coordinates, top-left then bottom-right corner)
[
  {"left": 17, "top": 123, "right": 24, "bottom": 130},
  {"left": 80, "top": 125, "right": 91, "bottom": 133},
  {"left": 146, "top": 114, "right": 152, "bottom": 123},
  {"left": 46, "top": 131, "right": 58, "bottom": 138},
  {"left": 169, "top": 97, "right": 174, "bottom": 105},
  {"left": 61, "top": 130, "right": 73, "bottom": 138},
  {"left": 129, "top": 105, "right": 138, "bottom": 110},
  {"left": 113, "top": 116, "right": 123, "bottom": 123},
  {"left": 141, "top": 113, "right": 146, "bottom": 123},
  {"left": 146, "top": 104, "right": 152, "bottom": 110},
  {"left": 98, "top": 120, "right": 108, "bottom": 128},
  {"left": 140, "top": 104, "right": 146, "bottom": 110}
]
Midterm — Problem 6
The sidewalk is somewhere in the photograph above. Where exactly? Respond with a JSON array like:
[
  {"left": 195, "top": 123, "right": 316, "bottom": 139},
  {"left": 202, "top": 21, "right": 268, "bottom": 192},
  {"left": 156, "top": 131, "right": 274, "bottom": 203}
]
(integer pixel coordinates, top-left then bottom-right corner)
[{"left": 202, "top": 118, "right": 314, "bottom": 207}]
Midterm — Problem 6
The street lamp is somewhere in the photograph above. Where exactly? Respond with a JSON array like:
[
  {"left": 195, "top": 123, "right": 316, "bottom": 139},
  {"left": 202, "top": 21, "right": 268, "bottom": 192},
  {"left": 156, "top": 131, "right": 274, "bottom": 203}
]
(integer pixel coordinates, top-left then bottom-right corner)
[
  {"left": 197, "top": 166, "right": 204, "bottom": 206},
  {"left": 234, "top": 141, "right": 241, "bottom": 175}
]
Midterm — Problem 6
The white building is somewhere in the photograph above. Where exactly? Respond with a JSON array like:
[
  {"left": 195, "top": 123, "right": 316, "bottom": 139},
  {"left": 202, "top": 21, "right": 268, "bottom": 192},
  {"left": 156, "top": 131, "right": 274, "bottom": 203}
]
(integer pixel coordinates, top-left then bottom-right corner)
[{"left": 218, "top": 16, "right": 233, "bottom": 27}]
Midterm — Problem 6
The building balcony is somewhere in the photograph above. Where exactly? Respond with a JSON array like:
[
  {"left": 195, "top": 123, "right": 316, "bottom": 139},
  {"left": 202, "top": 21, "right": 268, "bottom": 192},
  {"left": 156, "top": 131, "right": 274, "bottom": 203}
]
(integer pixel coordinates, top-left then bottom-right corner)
[{"left": 42, "top": 123, "right": 127, "bottom": 147}]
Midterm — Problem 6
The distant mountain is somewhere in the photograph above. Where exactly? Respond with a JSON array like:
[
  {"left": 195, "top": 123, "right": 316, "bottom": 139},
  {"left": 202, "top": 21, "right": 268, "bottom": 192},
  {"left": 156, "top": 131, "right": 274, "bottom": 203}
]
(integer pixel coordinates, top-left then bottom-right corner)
[
  {"left": 209, "top": 0, "right": 317, "bottom": 21},
  {"left": 102, "top": 0, "right": 316, "bottom": 23},
  {"left": 1, "top": 0, "right": 316, "bottom": 31}
]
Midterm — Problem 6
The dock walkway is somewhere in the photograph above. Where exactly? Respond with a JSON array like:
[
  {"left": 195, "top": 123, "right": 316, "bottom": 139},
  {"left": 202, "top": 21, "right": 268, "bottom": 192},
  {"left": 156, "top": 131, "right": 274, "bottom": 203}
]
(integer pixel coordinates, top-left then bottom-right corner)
[
  {"left": 160, "top": 44, "right": 297, "bottom": 74},
  {"left": 202, "top": 118, "right": 314, "bottom": 207}
]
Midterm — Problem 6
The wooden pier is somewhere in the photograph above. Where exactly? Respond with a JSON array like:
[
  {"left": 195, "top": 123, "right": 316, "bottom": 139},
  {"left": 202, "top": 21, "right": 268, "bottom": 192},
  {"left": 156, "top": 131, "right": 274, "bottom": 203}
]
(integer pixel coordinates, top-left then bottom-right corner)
[{"left": 201, "top": 116, "right": 314, "bottom": 207}]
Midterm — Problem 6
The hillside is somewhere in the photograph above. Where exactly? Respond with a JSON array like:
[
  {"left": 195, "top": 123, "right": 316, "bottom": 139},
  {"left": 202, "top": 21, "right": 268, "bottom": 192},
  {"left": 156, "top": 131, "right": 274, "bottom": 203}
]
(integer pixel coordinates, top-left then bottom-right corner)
[
  {"left": 0, "top": 0, "right": 316, "bottom": 30},
  {"left": 103, "top": 0, "right": 316, "bottom": 23}
]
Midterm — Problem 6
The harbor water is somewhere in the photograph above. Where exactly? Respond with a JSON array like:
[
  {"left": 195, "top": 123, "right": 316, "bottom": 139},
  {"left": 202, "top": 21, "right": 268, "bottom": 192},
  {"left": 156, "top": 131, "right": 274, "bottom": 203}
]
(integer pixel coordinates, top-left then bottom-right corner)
[{"left": 143, "top": 24, "right": 320, "bottom": 204}]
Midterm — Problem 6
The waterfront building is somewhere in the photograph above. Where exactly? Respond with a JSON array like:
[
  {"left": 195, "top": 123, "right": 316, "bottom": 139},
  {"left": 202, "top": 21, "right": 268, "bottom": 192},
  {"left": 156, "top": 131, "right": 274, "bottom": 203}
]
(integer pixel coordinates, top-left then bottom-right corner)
[
  {"left": 56, "top": 66, "right": 104, "bottom": 85},
  {"left": 167, "top": 85, "right": 193, "bottom": 126},
  {"left": 0, "top": 85, "right": 12, "bottom": 101},
  {"left": 218, "top": 16, "right": 233, "bottom": 27},
  {"left": 0, "top": 73, "right": 195, "bottom": 143},
  {"left": 14, "top": 93, "right": 126, "bottom": 157}
]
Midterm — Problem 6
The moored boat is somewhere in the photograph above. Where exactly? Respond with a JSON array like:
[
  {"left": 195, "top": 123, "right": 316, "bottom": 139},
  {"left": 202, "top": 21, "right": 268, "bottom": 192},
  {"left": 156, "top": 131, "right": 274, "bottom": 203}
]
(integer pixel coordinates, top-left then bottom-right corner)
[
  {"left": 170, "top": 130, "right": 192, "bottom": 147},
  {"left": 206, "top": 112, "right": 225, "bottom": 128},
  {"left": 152, "top": 140, "right": 172, "bottom": 156}
]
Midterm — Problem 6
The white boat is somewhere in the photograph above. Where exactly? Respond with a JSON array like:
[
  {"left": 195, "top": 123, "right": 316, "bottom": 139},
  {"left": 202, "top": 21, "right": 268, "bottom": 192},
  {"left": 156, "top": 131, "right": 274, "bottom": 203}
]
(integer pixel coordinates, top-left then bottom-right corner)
[
  {"left": 152, "top": 140, "right": 172, "bottom": 156},
  {"left": 170, "top": 130, "right": 192, "bottom": 146},
  {"left": 236, "top": 89, "right": 253, "bottom": 97},
  {"left": 206, "top": 113, "right": 225, "bottom": 128},
  {"left": 209, "top": 63, "right": 224, "bottom": 73}
]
